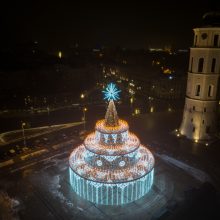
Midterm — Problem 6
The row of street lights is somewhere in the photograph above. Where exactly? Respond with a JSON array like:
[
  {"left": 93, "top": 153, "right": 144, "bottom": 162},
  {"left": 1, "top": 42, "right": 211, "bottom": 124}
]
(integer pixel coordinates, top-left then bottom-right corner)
[
  {"left": 82, "top": 107, "right": 87, "bottom": 130},
  {"left": 20, "top": 93, "right": 88, "bottom": 148},
  {"left": 81, "top": 93, "right": 87, "bottom": 131}
]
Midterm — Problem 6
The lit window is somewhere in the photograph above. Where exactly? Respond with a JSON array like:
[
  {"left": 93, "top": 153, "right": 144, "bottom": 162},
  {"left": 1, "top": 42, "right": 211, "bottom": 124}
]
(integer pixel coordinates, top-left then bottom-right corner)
[{"left": 208, "top": 85, "right": 214, "bottom": 97}]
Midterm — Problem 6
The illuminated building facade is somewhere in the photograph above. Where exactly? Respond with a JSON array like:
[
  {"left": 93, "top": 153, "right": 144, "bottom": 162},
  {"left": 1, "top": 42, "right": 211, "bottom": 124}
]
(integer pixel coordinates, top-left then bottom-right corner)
[
  {"left": 69, "top": 84, "right": 154, "bottom": 205},
  {"left": 180, "top": 12, "right": 220, "bottom": 141}
]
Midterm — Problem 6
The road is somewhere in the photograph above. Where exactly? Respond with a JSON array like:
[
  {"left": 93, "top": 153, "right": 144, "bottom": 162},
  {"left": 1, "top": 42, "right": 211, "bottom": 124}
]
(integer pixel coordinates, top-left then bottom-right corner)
[{"left": 0, "top": 121, "right": 84, "bottom": 146}]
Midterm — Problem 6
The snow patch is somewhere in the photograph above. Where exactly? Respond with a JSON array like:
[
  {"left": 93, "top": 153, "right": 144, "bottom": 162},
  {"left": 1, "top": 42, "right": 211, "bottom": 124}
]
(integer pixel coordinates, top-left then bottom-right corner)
[
  {"left": 49, "top": 175, "right": 74, "bottom": 209},
  {"left": 0, "top": 191, "right": 21, "bottom": 220},
  {"left": 156, "top": 154, "right": 211, "bottom": 183}
]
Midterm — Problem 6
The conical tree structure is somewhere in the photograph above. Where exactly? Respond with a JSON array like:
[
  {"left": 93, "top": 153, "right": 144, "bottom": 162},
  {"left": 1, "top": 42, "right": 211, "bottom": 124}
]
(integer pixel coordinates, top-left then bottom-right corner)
[
  {"left": 69, "top": 99, "right": 155, "bottom": 205},
  {"left": 105, "top": 100, "right": 119, "bottom": 126}
]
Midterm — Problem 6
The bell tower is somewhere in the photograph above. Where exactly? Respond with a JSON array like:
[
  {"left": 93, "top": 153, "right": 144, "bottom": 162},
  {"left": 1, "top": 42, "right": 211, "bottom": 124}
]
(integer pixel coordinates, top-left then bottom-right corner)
[{"left": 179, "top": 12, "right": 220, "bottom": 142}]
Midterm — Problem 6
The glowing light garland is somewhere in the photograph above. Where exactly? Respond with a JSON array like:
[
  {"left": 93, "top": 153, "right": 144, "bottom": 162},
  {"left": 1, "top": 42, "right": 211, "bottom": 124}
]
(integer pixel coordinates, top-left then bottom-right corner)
[
  {"left": 84, "top": 132, "right": 140, "bottom": 155},
  {"left": 95, "top": 119, "right": 128, "bottom": 133},
  {"left": 69, "top": 91, "right": 154, "bottom": 205},
  {"left": 69, "top": 167, "right": 154, "bottom": 205}
]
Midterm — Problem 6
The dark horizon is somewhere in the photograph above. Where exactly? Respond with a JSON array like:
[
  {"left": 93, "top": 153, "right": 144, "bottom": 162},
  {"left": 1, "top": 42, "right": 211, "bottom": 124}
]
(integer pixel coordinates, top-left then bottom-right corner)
[{"left": 0, "top": 0, "right": 220, "bottom": 51}]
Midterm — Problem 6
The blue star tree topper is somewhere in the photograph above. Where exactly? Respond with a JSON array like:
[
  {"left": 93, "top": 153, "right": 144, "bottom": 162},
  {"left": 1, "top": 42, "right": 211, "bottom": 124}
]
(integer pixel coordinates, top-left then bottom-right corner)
[{"left": 102, "top": 83, "right": 121, "bottom": 101}]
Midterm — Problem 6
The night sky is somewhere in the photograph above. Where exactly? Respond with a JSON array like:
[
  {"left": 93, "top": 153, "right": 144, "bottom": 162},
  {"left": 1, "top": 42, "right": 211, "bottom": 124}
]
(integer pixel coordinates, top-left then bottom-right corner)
[{"left": 1, "top": 0, "right": 220, "bottom": 51}]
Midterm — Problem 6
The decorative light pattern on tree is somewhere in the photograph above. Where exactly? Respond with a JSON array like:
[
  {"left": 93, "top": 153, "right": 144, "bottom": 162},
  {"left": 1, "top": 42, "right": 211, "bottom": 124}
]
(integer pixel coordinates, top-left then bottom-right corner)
[
  {"left": 69, "top": 98, "right": 155, "bottom": 205},
  {"left": 102, "top": 83, "right": 121, "bottom": 101}
]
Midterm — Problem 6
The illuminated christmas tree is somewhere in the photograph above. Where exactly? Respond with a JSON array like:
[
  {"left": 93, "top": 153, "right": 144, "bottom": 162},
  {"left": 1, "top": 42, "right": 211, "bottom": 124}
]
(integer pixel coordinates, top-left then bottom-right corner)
[
  {"left": 105, "top": 100, "right": 119, "bottom": 126},
  {"left": 69, "top": 83, "right": 155, "bottom": 205}
]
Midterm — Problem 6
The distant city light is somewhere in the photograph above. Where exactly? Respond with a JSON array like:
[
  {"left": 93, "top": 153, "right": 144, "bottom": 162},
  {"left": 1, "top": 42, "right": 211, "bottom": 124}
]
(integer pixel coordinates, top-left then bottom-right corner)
[
  {"left": 129, "top": 88, "right": 135, "bottom": 95},
  {"left": 129, "top": 82, "right": 135, "bottom": 87},
  {"left": 134, "top": 108, "right": 140, "bottom": 115},
  {"left": 169, "top": 76, "right": 173, "bottom": 80},
  {"left": 150, "top": 106, "right": 154, "bottom": 113},
  {"left": 58, "top": 51, "right": 62, "bottom": 59},
  {"left": 149, "top": 48, "right": 163, "bottom": 52},
  {"left": 93, "top": 48, "right": 100, "bottom": 52},
  {"left": 163, "top": 68, "right": 172, "bottom": 74}
]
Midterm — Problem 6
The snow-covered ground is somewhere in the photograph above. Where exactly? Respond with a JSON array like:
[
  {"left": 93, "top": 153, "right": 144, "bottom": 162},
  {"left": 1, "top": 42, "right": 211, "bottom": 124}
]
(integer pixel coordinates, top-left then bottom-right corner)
[
  {"left": 0, "top": 191, "right": 20, "bottom": 220},
  {"left": 156, "top": 153, "right": 211, "bottom": 183}
]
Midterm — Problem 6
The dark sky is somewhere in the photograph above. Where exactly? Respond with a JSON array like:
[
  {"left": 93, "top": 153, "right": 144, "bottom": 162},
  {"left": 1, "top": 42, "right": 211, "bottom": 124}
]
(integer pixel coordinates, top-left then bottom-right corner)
[{"left": 1, "top": 0, "right": 219, "bottom": 51}]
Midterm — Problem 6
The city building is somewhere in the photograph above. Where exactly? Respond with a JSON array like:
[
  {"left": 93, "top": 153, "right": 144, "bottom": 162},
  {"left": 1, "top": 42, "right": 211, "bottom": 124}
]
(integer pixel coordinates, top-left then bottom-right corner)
[{"left": 180, "top": 12, "right": 220, "bottom": 141}]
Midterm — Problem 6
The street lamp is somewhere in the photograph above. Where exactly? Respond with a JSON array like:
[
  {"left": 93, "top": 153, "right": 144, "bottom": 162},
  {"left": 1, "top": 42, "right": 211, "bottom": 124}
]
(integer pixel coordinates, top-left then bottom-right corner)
[
  {"left": 130, "top": 96, "right": 134, "bottom": 113},
  {"left": 80, "top": 93, "right": 85, "bottom": 99},
  {"left": 21, "top": 122, "right": 26, "bottom": 147},
  {"left": 150, "top": 106, "right": 154, "bottom": 113},
  {"left": 83, "top": 107, "right": 87, "bottom": 131},
  {"left": 58, "top": 51, "right": 62, "bottom": 59}
]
